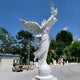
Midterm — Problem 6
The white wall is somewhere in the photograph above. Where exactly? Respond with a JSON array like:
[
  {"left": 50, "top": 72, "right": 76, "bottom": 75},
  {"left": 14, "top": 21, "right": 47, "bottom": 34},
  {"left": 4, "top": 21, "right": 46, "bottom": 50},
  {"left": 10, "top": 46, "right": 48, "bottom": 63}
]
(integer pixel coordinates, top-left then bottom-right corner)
[
  {"left": 0, "top": 56, "right": 20, "bottom": 67},
  {"left": 1, "top": 59, "right": 13, "bottom": 67}
]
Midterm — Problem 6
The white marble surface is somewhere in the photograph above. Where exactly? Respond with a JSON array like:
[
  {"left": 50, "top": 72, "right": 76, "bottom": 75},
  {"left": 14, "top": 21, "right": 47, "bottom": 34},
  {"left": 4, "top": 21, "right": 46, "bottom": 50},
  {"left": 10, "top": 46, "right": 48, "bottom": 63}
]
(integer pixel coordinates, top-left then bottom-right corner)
[{"left": 33, "top": 75, "right": 57, "bottom": 80}]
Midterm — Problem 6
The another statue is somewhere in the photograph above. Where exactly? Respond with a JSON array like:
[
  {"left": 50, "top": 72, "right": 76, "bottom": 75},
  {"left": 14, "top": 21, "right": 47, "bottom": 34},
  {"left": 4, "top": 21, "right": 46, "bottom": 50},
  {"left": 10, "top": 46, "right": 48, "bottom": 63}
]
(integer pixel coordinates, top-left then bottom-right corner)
[{"left": 19, "top": 7, "right": 58, "bottom": 80}]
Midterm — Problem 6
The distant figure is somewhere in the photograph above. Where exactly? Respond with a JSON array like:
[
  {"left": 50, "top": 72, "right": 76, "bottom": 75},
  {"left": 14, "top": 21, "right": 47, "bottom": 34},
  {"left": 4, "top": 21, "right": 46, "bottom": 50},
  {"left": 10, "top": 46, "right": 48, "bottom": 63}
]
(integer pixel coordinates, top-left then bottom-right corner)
[
  {"left": 53, "top": 60, "right": 56, "bottom": 66},
  {"left": 67, "top": 60, "right": 68, "bottom": 64}
]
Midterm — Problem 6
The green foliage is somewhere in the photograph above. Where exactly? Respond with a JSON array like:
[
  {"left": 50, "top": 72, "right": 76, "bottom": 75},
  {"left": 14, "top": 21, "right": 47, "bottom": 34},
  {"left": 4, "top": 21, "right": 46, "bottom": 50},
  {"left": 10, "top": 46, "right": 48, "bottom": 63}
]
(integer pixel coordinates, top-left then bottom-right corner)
[
  {"left": 55, "top": 30, "right": 73, "bottom": 56},
  {"left": 0, "top": 27, "right": 17, "bottom": 53},
  {"left": 0, "top": 27, "right": 8, "bottom": 35},
  {"left": 49, "top": 39, "right": 55, "bottom": 50},
  {"left": 47, "top": 49, "right": 59, "bottom": 64},
  {"left": 0, "top": 27, "right": 9, "bottom": 41},
  {"left": 78, "top": 57, "right": 80, "bottom": 62},
  {"left": 64, "top": 41, "right": 80, "bottom": 61},
  {"left": 52, "top": 52, "right": 59, "bottom": 62},
  {"left": 63, "top": 45, "right": 72, "bottom": 57},
  {"left": 71, "top": 41, "right": 80, "bottom": 57},
  {"left": 56, "top": 30, "right": 73, "bottom": 45},
  {"left": 16, "top": 30, "right": 34, "bottom": 41},
  {"left": 16, "top": 30, "right": 34, "bottom": 52},
  {"left": 55, "top": 41, "right": 66, "bottom": 56},
  {"left": 47, "top": 55, "right": 52, "bottom": 64},
  {"left": 16, "top": 30, "right": 36, "bottom": 63}
]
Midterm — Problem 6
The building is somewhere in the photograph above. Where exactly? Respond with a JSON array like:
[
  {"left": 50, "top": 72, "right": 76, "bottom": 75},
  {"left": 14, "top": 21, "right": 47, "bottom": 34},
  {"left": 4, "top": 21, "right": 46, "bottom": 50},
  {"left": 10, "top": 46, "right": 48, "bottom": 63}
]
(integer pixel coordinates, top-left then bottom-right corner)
[{"left": 0, "top": 54, "right": 21, "bottom": 67}]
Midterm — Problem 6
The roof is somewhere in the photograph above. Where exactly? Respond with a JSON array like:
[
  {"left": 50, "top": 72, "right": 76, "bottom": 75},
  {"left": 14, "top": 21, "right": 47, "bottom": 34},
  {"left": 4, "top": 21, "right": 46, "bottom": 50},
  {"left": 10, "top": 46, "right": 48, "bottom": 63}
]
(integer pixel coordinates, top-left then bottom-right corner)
[{"left": 0, "top": 54, "right": 21, "bottom": 57}]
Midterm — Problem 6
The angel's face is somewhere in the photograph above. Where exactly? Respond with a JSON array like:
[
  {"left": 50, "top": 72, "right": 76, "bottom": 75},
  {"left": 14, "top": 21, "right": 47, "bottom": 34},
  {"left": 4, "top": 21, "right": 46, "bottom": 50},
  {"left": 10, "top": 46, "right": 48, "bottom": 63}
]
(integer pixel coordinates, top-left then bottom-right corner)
[{"left": 41, "top": 19, "right": 46, "bottom": 27}]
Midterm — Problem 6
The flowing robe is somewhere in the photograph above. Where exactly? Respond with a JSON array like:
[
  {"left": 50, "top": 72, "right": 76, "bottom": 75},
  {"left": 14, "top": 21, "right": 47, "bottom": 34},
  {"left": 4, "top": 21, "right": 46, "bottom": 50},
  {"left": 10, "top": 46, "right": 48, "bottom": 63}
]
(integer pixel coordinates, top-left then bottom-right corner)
[{"left": 34, "top": 28, "right": 50, "bottom": 66}]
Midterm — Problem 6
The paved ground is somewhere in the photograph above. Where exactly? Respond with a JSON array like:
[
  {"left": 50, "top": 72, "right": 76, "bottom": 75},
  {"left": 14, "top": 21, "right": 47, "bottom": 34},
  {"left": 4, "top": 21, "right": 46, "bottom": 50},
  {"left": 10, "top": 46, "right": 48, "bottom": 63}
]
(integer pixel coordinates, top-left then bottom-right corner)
[
  {"left": 0, "top": 64, "right": 80, "bottom": 80},
  {"left": 52, "top": 64, "right": 80, "bottom": 80}
]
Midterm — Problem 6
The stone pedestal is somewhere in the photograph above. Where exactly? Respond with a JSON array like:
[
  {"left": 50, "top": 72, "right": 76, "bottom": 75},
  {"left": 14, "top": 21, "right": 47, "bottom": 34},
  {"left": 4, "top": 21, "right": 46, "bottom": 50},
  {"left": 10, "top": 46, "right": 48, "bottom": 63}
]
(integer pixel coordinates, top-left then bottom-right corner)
[
  {"left": 33, "top": 64, "right": 58, "bottom": 80},
  {"left": 33, "top": 75, "right": 57, "bottom": 80}
]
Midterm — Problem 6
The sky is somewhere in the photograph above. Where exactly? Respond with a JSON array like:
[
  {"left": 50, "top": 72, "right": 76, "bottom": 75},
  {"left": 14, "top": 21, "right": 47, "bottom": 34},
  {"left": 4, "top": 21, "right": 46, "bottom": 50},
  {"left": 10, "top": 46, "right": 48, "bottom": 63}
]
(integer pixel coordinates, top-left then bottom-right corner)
[{"left": 0, "top": 0, "right": 80, "bottom": 40}]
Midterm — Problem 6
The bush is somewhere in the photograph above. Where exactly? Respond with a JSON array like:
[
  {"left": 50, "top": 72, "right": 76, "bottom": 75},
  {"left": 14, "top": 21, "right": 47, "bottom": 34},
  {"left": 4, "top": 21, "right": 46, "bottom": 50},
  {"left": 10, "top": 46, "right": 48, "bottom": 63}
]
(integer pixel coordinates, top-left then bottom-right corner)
[{"left": 47, "top": 55, "right": 52, "bottom": 64}]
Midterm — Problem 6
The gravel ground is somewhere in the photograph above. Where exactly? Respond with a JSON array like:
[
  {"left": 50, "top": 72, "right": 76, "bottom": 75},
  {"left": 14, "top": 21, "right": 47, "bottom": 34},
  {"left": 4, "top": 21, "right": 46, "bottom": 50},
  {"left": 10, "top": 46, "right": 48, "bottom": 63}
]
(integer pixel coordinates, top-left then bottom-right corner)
[{"left": 0, "top": 64, "right": 80, "bottom": 80}]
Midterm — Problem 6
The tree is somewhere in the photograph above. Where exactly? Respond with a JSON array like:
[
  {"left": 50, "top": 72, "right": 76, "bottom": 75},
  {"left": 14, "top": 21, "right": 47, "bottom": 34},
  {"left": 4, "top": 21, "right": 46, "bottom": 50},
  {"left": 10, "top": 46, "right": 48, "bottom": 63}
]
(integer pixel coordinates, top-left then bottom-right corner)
[
  {"left": 16, "top": 30, "right": 34, "bottom": 45},
  {"left": 55, "top": 30, "right": 73, "bottom": 56},
  {"left": 63, "top": 41, "right": 80, "bottom": 62},
  {"left": 11, "top": 45, "right": 21, "bottom": 54},
  {"left": 0, "top": 27, "right": 9, "bottom": 48},
  {"left": 49, "top": 39, "right": 55, "bottom": 50},
  {"left": 56, "top": 30, "right": 73, "bottom": 45},
  {"left": 71, "top": 41, "right": 80, "bottom": 57},
  {"left": 0, "top": 27, "right": 16, "bottom": 53},
  {"left": 16, "top": 30, "right": 35, "bottom": 63},
  {"left": 63, "top": 45, "right": 72, "bottom": 57}
]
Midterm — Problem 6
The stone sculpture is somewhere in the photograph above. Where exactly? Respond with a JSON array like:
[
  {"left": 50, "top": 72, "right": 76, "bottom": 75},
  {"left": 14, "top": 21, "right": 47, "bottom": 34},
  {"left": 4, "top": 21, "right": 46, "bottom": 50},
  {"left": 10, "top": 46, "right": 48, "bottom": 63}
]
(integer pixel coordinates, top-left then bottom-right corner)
[{"left": 19, "top": 7, "right": 58, "bottom": 80}]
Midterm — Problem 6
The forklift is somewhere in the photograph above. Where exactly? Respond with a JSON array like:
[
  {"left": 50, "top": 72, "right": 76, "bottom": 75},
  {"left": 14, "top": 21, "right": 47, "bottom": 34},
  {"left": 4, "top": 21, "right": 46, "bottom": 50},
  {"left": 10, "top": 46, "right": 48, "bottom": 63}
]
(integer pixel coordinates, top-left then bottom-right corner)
[{"left": 12, "top": 59, "right": 23, "bottom": 72}]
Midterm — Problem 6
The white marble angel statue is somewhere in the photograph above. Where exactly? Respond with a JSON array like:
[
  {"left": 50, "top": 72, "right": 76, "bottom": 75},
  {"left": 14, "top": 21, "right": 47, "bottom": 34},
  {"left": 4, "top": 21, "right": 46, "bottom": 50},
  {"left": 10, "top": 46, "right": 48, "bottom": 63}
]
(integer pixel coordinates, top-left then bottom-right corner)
[{"left": 19, "top": 7, "right": 58, "bottom": 66}]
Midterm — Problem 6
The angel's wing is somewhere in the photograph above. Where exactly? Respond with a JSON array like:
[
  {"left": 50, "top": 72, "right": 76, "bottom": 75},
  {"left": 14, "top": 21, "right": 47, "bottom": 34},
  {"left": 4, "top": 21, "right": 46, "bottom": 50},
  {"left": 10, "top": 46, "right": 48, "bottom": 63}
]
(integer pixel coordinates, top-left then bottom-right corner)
[{"left": 19, "top": 19, "right": 42, "bottom": 37}]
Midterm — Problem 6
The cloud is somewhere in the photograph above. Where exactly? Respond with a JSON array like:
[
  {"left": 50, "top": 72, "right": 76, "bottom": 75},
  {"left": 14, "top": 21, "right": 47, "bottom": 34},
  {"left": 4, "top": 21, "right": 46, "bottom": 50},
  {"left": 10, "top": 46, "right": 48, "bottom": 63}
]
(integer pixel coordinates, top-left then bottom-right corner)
[
  {"left": 62, "top": 27, "right": 68, "bottom": 30},
  {"left": 78, "top": 38, "right": 80, "bottom": 41},
  {"left": 73, "top": 37, "right": 80, "bottom": 41}
]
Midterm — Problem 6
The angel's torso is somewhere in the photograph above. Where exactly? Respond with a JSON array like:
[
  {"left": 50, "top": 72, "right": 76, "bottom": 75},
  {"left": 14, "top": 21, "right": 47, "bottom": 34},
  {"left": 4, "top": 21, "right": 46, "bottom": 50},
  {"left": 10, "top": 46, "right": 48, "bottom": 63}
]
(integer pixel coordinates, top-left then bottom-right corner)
[{"left": 40, "top": 28, "right": 50, "bottom": 49}]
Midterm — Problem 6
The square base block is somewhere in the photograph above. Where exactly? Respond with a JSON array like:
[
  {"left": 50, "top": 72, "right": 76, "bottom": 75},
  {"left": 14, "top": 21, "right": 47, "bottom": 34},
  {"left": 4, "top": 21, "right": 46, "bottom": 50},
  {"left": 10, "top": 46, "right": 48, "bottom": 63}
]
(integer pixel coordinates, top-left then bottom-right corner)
[{"left": 33, "top": 75, "right": 58, "bottom": 80}]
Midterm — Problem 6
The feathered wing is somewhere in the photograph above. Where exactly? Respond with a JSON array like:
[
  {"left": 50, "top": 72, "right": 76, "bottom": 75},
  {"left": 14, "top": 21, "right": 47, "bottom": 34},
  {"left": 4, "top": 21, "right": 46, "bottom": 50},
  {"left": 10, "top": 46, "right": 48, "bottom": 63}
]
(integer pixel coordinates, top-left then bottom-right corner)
[{"left": 19, "top": 19, "right": 42, "bottom": 37}]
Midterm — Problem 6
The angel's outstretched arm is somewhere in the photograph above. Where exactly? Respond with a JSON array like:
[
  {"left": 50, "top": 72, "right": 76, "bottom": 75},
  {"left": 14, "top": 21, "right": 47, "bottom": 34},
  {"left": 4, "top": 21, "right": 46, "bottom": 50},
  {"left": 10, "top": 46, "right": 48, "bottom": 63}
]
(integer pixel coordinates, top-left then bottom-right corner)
[
  {"left": 48, "top": 7, "right": 58, "bottom": 30},
  {"left": 42, "top": 15, "right": 57, "bottom": 30},
  {"left": 48, "top": 17, "right": 57, "bottom": 30},
  {"left": 42, "top": 7, "right": 58, "bottom": 30}
]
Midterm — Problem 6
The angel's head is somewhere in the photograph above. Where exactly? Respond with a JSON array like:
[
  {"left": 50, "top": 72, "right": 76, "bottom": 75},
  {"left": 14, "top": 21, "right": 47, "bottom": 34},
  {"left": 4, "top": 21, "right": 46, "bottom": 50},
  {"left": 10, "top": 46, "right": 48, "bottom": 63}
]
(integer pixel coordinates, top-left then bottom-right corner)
[{"left": 41, "top": 19, "right": 46, "bottom": 28}]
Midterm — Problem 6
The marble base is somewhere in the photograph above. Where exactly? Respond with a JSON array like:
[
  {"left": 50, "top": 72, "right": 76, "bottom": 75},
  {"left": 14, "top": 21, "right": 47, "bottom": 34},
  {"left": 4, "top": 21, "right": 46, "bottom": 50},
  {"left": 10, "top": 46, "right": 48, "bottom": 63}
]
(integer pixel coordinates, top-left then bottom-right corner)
[{"left": 33, "top": 75, "right": 58, "bottom": 80}]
